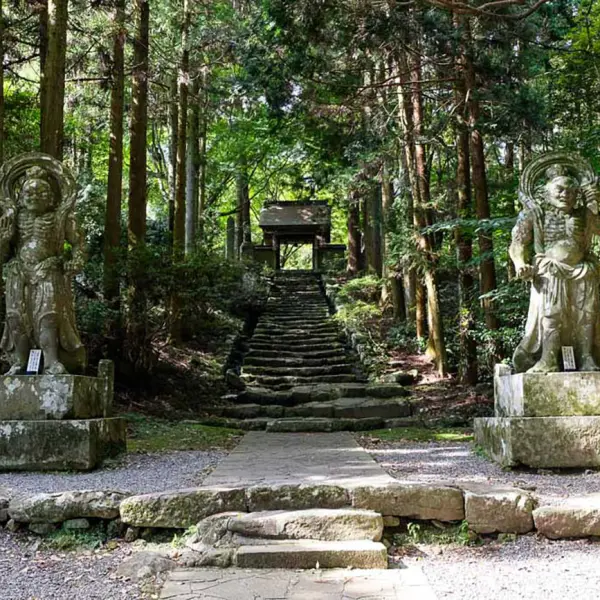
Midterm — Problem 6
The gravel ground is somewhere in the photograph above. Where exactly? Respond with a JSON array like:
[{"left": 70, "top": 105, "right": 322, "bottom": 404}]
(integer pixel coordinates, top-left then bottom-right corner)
[
  {"left": 0, "top": 450, "right": 226, "bottom": 498},
  {"left": 365, "top": 440, "right": 600, "bottom": 503},
  {"left": 408, "top": 535, "right": 600, "bottom": 600},
  {"left": 0, "top": 529, "right": 148, "bottom": 600}
]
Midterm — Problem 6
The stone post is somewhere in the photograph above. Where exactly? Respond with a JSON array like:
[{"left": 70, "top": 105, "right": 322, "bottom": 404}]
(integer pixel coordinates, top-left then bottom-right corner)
[{"left": 98, "top": 359, "right": 115, "bottom": 418}]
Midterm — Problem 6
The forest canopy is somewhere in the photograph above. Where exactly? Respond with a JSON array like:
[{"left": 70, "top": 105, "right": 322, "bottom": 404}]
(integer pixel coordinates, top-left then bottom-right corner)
[{"left": 1, "top": 0, "right": 598, "bottom": 383}]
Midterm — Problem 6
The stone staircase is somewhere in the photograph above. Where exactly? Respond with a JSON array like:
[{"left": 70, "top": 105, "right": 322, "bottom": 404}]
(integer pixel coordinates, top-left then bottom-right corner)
[
  {"left": 244, "top": 271, "right": 358, "bottom": 389},
  {"left": 209, "top": 271, "right": 414, "bottom": 431},
  {"left": 183, "top": 508, "right": 387, "bottom": 569}
]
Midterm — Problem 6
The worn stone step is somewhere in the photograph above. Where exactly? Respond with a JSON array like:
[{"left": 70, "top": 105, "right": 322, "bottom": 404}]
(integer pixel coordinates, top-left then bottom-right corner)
[
  {"left": 249, "top": 341, "right": 345, "bottom": 352},
  {"left": 254, "top": 374, "right": 358, "bottom": 389},
  {"left": 253, "top": 328, "right": 337, "bottom": 339},
  {"left": 269, "top": 297, "right": 324, "bottom": 303},
  {"left": 265, "top": 417, "right": 384, "bottom": 432},
  {"left": 228, "top": 508, "right": 383, "bottom": 542},
  {"left": 245, "top": 348, "right": 347, "bottom": 360},
  {"left": 237, "top": 385, "right": 341, "bottom": 406},
  {"left": 261, "top": 314, "right": 331, "bottom": 322},
  {"left": 267, "top": 302, "right": 329, "bottom": 309},
  {"left": 244, "top": 364, "right": 355, "bottom": 378},
  {"left": 254, "top": 323, "right": 336, "bottom": 334},
  {"left": 213, "top": 403, "right": 285, "bottom": 419},
  {"left": 267, "top": 305, "right": 328, "bottom": 312},
  {"left": 232, "top": 540, "right": 388, "bottom": 570},
  {"left": 264, "top": 312, "right": 330, "bottom": 320},
  {"left": 212, "top": 397, "right": 412, "bottom": 421},
  {"left": 233, "top": 540, "right": 387, "bottom": 569},
  {"left": 286, "top": 397, "right": 412, "bottom": 420},
  {"left": 257, "top": 319, "right": 334, "bottom": 328},
  {"left": 251, "top": 333, "right": 343, "bottom": 344},
  {"left": 244, "top": 356, "right": 349, "bottom": 368}
]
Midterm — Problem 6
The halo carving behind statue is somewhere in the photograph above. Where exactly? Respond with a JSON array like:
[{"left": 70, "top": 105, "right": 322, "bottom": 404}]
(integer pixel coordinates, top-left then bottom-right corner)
[
  {"left": 518, "top": 151, "right": 596, "bottom": 211},
  {"left": 0, "top": 152, "right": 76, "bottom": 213}
]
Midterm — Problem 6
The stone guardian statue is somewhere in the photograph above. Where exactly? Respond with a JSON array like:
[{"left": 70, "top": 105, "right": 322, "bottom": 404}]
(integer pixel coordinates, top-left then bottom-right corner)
[
  {"left": 511, "top": 152, "right": 600, "bottom": 373},
  {"left": 0, "top": 153, "right": 86, "bottom": 374}
]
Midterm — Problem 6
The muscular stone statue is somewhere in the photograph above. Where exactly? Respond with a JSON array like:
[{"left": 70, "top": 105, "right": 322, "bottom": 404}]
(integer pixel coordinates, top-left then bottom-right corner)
[
  {"left": 0, "top": 153, "right": 86, "bottom": 374},
  {"left": 511, "top": 152, "right": 600, "bottom": 373}
]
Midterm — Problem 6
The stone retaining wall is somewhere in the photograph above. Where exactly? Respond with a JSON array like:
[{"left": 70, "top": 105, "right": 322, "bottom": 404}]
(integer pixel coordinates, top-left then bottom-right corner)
[{"left": 5, "top": 483, "right": 600, "bottom": 541}]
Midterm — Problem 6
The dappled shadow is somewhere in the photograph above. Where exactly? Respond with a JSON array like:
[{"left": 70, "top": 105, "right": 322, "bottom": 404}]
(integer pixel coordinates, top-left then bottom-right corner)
[{"left": 364, "top": 438, "right": 600, "bottom": 504}]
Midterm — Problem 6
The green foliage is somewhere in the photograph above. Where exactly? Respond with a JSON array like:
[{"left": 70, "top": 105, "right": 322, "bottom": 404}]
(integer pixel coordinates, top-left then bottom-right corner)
[
  {"left": 386, "top": 323, "right": 423, "bottom": 355},
  {"left": 336, "top": 275, "right": 383, "bottom": 304},
  {"left": 125, "top": 413, "right": 242, "bottom": 453},
  {"left": 393, "top": 520, "right": 477, "bottom": 547},
  {"left": 3, "top": 84, "right": 40, "bottom": 158},
  {"left": 43, "top": 526, "right": 107, "bottom": 552}
]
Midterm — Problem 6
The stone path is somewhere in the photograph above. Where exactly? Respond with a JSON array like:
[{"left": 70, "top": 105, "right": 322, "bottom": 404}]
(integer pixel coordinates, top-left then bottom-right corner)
[
  {"left": 153, "top": 432, "right": 442, "bottom": 598},
  {"left": 160, "top": 567, "right": 437, "bottom": 600},
  {"left": 202, "top": 431, "right": 393, "bottom": 489}
]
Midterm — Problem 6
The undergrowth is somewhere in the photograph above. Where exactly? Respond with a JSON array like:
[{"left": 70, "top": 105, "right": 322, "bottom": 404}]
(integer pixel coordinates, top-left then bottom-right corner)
[
  {"left": 393, "top": 520, "right": 479, "bottom": 547},
  {"left": 43, "top": 526, "right": 107, "bottom": 551}
]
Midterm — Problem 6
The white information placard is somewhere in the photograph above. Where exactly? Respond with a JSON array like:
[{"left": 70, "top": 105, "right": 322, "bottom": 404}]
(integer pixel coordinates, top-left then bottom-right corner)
[
  {"left": 26, "top": 349, "right": 42, "bottom": 374},
  {"left": 562, "top": 346, "right": 576, "bottom": 371}
]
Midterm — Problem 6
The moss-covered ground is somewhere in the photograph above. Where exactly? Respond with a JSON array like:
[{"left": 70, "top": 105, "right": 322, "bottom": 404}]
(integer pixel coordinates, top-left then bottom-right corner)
[
  {"left": 124, "top": 413, "right": 242, "bottom": 453},
  {"left": 362, "top": 426, "right": 473, "bottom": 443}
]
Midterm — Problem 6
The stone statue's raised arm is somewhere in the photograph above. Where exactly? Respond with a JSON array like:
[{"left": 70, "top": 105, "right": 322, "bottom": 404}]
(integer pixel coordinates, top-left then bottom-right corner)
[
  {"left": 65, "top": 212, "right": 85, "bottom": 276},
  {"left": 509, "top": 210, "right": 535, "bottom": 281}
]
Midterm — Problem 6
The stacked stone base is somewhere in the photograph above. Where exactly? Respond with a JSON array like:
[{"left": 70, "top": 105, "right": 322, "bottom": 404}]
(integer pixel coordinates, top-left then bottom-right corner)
[
  {"left": 475, "top": 365, "right": 600, "bottom": 468},
  {"left": 0, "top": 417, "right": 126, "bottom": 471},
  {"left": 0, "top": 360, "right": 126, "bottom": 471},
  {"left": 474, "top": 416, "right": 600, "bottom": 468}
]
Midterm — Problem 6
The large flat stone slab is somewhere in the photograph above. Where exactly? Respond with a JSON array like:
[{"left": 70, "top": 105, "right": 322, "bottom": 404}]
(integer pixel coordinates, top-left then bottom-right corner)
[
  {"left": 533, "top": 495, "right": 600, "bottom": 539},
  {"left": 228, "top": 508, "right": 383, "bottom": 541},
  {"left": 352, "top": 482, "right": 465, "bottom": 522},
  {"left": 9, "top": 490, "right": 128, "bottom": 523},
  {"left": 474, "top": 416, "right": 600, "bottom": 468},
  {"left": 234, "top": 540, "right": 388, "bottom": 569},
  {"left": 120, "top": 488, "right": 247, "bottom": 528},
  {"left": 160, "top": 567, "right": 437, "bottom": 600},
  {"left": 0, "top": 372, "right": 111, "bottom": 420},
  {"left": 462, "top": 484, "right": 535, "bottom": 534},
  {"left": 0, "top": 417, "right": 126, "bottom": 471},
  {"left": 202, "top": 432, "right": 394, "bottom": 489},
  {"left": 494, "top": 367, "right": 600, "bottom": 417},
  {"left": 245, "top": 484, "right": 350, "bottom": 511}
]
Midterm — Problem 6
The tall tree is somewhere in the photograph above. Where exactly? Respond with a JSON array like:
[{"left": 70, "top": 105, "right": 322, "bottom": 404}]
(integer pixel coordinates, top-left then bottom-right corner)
[
  {"left": 126, "top": 0, "right": 149, "bottom": 368},
  {"left": 407, "top": 41, "right": 448, "bottom": 376},
  {"left": 171, "top": 0, "right": 191, "bottom": 343},
  {"left": 103, "top": 0, "right": 126, "bottom": 312},
  {"left": 464, "top": 19, "right": 499, "bottom": 331},
  {"left": 40, "top": 0, "right": 68, "bottom": 159},
  {"left": 185, "top": 78, "right": 200, "bottom": 254},
  {"left": 168, "top": 75, "right": 178, "bottom": 238},
  {"left": 347, "top": 194, "right": 361, "bottom": 275},
  {"left": 173, "top": 0, "right": 190, "bottom": 261},
  {"left": 453, "top": 15, "right": 478, "bottom": 383}
]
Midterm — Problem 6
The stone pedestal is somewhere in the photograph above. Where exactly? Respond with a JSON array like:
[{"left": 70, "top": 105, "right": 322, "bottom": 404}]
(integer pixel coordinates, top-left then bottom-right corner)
[
  {"left": 0, "top": 360, "right": 126, "bottom": 471},
  {"left": 475, "top": 365, "right": 600, "bottom": 468}
]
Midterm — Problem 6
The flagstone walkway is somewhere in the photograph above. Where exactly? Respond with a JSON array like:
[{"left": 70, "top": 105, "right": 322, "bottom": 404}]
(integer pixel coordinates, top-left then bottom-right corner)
[
  {"left": 201, "top": 431, "right": 393, "bottom": 489},
  {"left": 160, "top": 567, "right": 437, "bottom": 600},
  {"left": 159, "top": 431, "right": 438, "bottom": 599}
]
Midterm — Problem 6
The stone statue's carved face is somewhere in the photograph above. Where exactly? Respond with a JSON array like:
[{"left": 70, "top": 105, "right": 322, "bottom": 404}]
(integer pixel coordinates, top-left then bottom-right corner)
[
  {"left": 20, "top": 179, "right": 56, "bottom": 214},
  {"left": 545, "top": 175, "right": 579, "bottom": 214}
]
